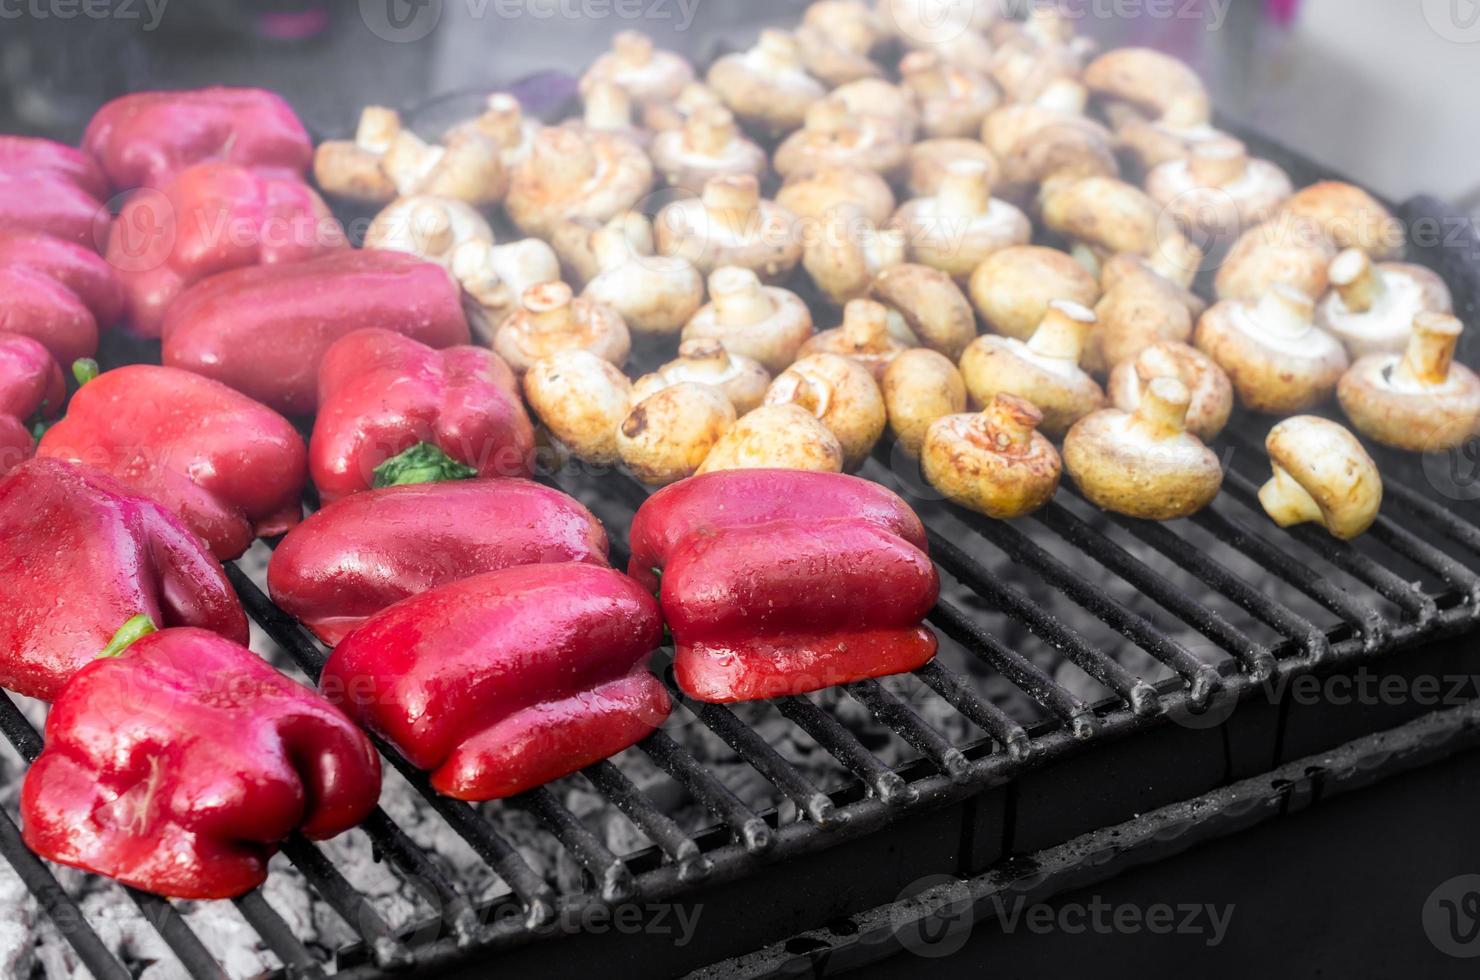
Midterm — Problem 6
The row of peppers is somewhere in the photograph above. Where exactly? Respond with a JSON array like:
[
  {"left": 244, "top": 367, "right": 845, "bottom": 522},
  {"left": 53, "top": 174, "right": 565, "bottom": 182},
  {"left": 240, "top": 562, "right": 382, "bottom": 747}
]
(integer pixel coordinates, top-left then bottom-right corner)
[{"left": 0, "top": 88, "right": 940, "bottom": 901}]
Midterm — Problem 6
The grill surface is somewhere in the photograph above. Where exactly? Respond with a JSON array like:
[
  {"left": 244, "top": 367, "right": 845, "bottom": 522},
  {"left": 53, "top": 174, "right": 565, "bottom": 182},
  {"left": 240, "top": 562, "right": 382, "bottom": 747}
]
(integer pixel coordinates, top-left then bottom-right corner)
[{"left": 4, "top": 105, "right": 1480, "bottom": 979}]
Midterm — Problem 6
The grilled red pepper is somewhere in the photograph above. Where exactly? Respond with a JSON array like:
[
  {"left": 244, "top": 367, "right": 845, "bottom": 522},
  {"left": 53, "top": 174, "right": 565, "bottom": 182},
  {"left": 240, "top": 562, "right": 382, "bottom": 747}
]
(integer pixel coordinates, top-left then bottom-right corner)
[
  {"left": 38, "top": 365, "right": 307, "bottom": 560},
  {"left": 269, "top": 480, "right": 608, "bottom": 645},
  {"left": 0, "top": 334, "right": 64, "bottom": 476},
  {"left": 0, "top": 229, "right": 130, "bottom": 368},
  {"left": 108, "top": 162, "right": 346, "bottom": 337},
  {"left": 0, "top": 231, "right": 124, "bottom": 328},
  {"left": 0, "top": 459, "right": 248, "bottom": 701},
  {"left": 83, "top": 87, "right": 313, "bottom": 190},
  {"left": 321, "top": 563, "right": 667, "bottom": 801},
  {"left": 629, "top": 470, "right": 940, "bottom": 702},
  {"left": 0, "top": 136, "right": 109, "bottom": 247},
  {"left": 161, "top": 250, "right": 471, "bottom": 415},
  {"left": 22, "top": 623, "right": 380, "bottom": 899},
  {"left": 310, "top": 328, "right": 534, "bottom": 502}
]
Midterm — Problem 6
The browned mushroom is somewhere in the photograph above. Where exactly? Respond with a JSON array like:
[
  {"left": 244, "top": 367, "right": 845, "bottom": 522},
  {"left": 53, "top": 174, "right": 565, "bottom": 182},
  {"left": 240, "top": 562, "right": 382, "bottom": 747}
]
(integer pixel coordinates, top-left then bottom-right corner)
[
  {"left": 522, "top": 349, "right": 632, "bottom": 466},
  {"left": 493, "top": 281, "right": 631, "bottom": 375},
  {"left": 892, "top": 159, "right": 1031, "bottom": 280},
  {"left": 765, "top": 352, "right": 886, "bottom": 469},
  {"left": 1194, "top": 285, "right": 1348, "bottom": 414},
  {"left": 706, "top": 30, "right": 827, "bottom": 137},
  {"left": 1215, "top": 217, "right": 1336, "bottom": 303},
  {"left": 900, "top": 50, "right": 1000, "bottom": 139},
  {"left": 802, "top": 205, "right": 907, "bottom": 307},
  {"left": 1316, "top": 248, "right": 1454, "bottom": 356},
  {"left": 922, "top": 394, "right": 1062, "bottom": 519},
  {"left": 632, "top": 339, "right": 771, "bottom": 416},
  {"left": 1107, "top": 341, "right": 1232, "bottom": 442},
  {"left": 906, "top": 138, "right": 1000, "bottom": 199},
  {"left": 313, "top": 105, "right": 400, "bottom": 202},
  {"left": 617, "top": 382, "right": 736, "bottom": 486},
  {"left": 363, "top": 197, "right": 493, "bottom": 269},
  {"left": 870, "top": 263, "right": 978, "bottom": 360},
  {"left": 968, "top": 245, "right": 1100, "bottom": 342},
  {"left": 452, "top": 238, "right": 561, "bottom": 329},
  {"left": 1146, "top": 136, "right": 1293, "bottom": 242},
  {"left": 698, "top": 403, "right": 845, "bottom": 474},
  {"left": 455, "top": 93, "right": 542, "bottom": 169},
  {"left": 959, "top": 299, "right": 1106, "bottom": 437},
  {"left": 773, "top": 97, "right": 911, "bottom": 181},
  {"left": 981, "top": 104, "right": 1118, "bottom": 209},
  {"left": 775, "top": 165, "right": 896, "bottom": 227},
  {"left": 1040, "top": 175, "right": 1203, "bottom": 289},
  {"left": 1278, "top": 181, "right": 1405, "bottom": 260},
  {"left": 581, "top": 223, "right": 705, "bottom": 338},
  {"left": 1083, "top": 47, "right": 1211, "bottom": 134},
  {"left": 315, "top": 106, "right": 506, "bottom": 206},
  {"left": 1087, "top": 257, "right": 1197, "bottom": 373},
  {"left": 682, "top": 267, "right": 814, "bottom": 374},
  {"left": 795, "top": 0, "right": 885, "bottom": 87},
  {"left": 655, "top": 174, "right": 803, "bottom": 282},
  {"left": 883, "top": 348, "right": 968, "bottom": 458},
  {"left": 1338, "top": 312, "right": 1480, "bottom": 452},
  {"left": 504, "top": 126, "right": 652, "bottom": 238},
  {"left": 1063, "top": 377, "right": 1223, "bottom": 520},
  {"left": 798, "top": 299, "right": 911, "bottom": 380},
  {"left": 1258, "top": 416, "right": 1382, "bottom": 540},
  {"left": 649, "top": 105, "right": 768, "bottom": 196}
]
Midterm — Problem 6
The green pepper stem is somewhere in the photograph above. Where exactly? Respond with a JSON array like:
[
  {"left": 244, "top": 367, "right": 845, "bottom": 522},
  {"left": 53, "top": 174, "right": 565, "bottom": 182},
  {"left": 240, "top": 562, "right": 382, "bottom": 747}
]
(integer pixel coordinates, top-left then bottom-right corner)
[
  {"left": 72, "top": 358, "right": 99, "bottom": 386},
  {"left": 98, "top": 614, "right": 157, "bottom": 659},
  {"left": 371, "top": 442, "right": 478, "bottom": 489}
]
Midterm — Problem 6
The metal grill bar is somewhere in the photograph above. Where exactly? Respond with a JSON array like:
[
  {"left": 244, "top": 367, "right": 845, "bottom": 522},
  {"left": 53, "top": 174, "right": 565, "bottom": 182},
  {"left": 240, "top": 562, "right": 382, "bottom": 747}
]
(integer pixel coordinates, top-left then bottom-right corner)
[
  {"left": 279, "top": 835, "right": 411, "bottom": 969},
  {"left": 843, "top": 679, "right": 975, "bottom": 784},
  {"left": 580, "top": 760, "right": 712, "bottom": 881},
  {"left": 234, "top": 891, "right": 326, "bottom": 979},
  {"left": 1035, "top": 501, "right": 1278, "bottom": 680},
  {"left": 638, "top": 731, "right": 772, "bottom": 852},
  {"left": 359, "top": 808, "right": 479, "bottom": 944},
  {"left": 911, "top": 660, "right": 1033, "bottom": 763},
  {"left": 774, "top": 696, "right": 916, "bottom": 806},
  {"left": 1382, "top": 477, "right": 1480, "bottom": 558},
  {"left": 922, "top": 527, "right": 1157, "bottom": 717},
  {"left": 516, "top": 786, "right": 636, "bottom": 903},
  {"left": 1367, "top": 518, "right": 1480, "bottom": 604}
]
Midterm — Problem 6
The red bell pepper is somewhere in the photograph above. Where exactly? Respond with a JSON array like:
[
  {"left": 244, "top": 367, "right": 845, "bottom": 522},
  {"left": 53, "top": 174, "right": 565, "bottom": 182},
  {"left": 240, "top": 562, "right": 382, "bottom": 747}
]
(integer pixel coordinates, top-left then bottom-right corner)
[
  {"left": 83, "top": 87, "right": 313, "bottom": 191},
  {"left": 0, "top": 335, "right": 64, "bottom": 476},
  {"left": 269, "top": 480, "right": 609, "bottom": 645},
  {"left": 310, "top": 328, "right": 534, "bottom": 503},
  {"left": 22, "top": 623, "right": 380, "bottom": 899},
  {"left": 0, "top": 459, "right": 248, "bottom": 701},
  {"left": 321, "top": 563, "right": 667, "bottom": 801},
  {"left": 161, "top": 250, "right": 471, "bottom": 415},
  {"left": 0, "top": 231, "right": 124, "bottom": 328},
  {"left": 38, "top": 365, "right": 307, "bottom": 560},
  {"left": 108, "top": 162, "right": 346, "bottom": 337},
  {"left": 628, "top": 470, "right": 940, "bottom": 702},
  {"left": 0, "top": 136, "right": 109, "bottom": 248}
]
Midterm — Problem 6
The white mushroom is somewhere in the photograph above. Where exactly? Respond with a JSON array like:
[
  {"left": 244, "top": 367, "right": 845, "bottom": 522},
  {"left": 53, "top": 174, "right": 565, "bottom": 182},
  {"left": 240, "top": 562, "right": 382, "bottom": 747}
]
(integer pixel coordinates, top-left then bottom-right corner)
[
  {"left": 617, "top": 382, "right": 735, "bottom": 486},
  {"left": 959, "top": 300, "right": 1106, "bottom": 437},
  {"left": 363, "top": 196, "right": 493, "bottom": 268},
  {"left": 1107, "top": 341, "right": 1232, "bottom": 442},
  {"left": 922, "top": 394, "right": 1062, "bottom": 519},
  {"left": 775, "top": 165, "right": 896, "bottom": 227},
  {"left": 773, "top": 97, "right": 911, "bottom": 182},
  {"left": 883, "top": 348, "right": 968, "bottom": 458},
  {"left": 1316, "top": 248, "right": 1454, "bottom": 357},
  {"left": 451, "top": 237, "right": 561, "bottom": 330},
  {"left": 891, "top": 159, "right": 1031, "bottom": 280},
  {"left": 632, "top": 339, "right": 771, "bottom": 416},
  {"left": 649, "top": 105, "right": 768, "bottom": 196},
  {"left": 1259, "top": 417, "right": 1382, "bottom": 540},
  {"left": 493, "top": 281, "right": 631, "bottom": 375},
  {"left": 655, "top": 174, "right": 803, "bottom": 282},
  {"left": 581, "top": 31, "right": 695, "bottom": 104},
  {"left": 1338, "top": 312, "right": 1480, "bottom": 452},
  {"left": 765, "top": 352, "right": 886, "bottom": 470},
  {"left": 581, "top": 221, "right": 704, "bottom": 337},
  {"left": 1146, "top": 137, "right": 1293, "bottom": 242},
  {"left": 504, "top": 126, "right": 653, "bottom": 238},
  {"left": 682, "top": 267, "right": 814, "bottom": 374},
  {"left": 798, "top": 298, "right": 911, "bottom": 381},
  {"left": 802, "top": 204, "right": 907, "bottom": 307},
  {"left": 523, "top": 350, "right": 633, "bottom": 466},
  {"left": 900, "top": 50, "right": 999, "bottom": 140},
  {"left": 706, "top": 30, "right": 827, "bottom": 137},
  {"left": 698, "top": 403, "right": 844, "bottom": 474},
  {"left": 1195, "top": 285, "right": 1349, "bottom": 414}
]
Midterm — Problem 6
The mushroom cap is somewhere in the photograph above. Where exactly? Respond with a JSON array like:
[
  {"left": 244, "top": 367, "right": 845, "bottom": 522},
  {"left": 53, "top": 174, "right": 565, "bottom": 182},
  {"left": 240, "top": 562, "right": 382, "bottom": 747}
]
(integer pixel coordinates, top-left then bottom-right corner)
[
  {"left": 1215, "top": 217, "right": 1336, "bottom": 303},
  {"left": 1259, "top": 416, "right": 1381, "bottom": 540},
  {"left": 1107, "top": 341, "right": 1232, "bottom": 442},
  {"left": 649, "top": 107, "right": 769, "bottom": 197},
  {"left": 381, "top": 128, "right": 507, "bottom": 206},
  {"left": 632, "top": 339, "right": 771, "bottom": 416},
  {"left": 1082, "top": 47, "right": 1210, "bottom": 126},
  {"left": 883, "top": 348, "right": 968, "bottom": 457},
  {"left": 870, "top": 263, "right": 979, "bottom": 360},
  {"left": 892, "top": 164, "right": 1032, "bottom": 279},
  {"left": 1194, "top": 287, "right": 1348, "bottom": 414},
  {"left": 1115, "top": 117, "right": 1225, "bottom": 174},
  {"left": 453, "top": 237, "right": 561, "bottom": 328},
  {"left": 682, "top": 269, "right": 814, "bottom": 374},
  {"left": 921, "top": 395, "right": 1061, "bottom": 519},
  {"left": 1088, "top": 264, "right": 1195, "bottom": 373},
  {"left": 1062, "top": 377, "right": 1223, "bottom": 520},
  {"left": 765, "top": 352, "right": 886, "bottom": 470},
  {"left": 617, "top": 382, "right": 736, "bottom": 486},
  {"left": 1278, "top": 181, "right": 1405, "bottom": 260},
  {"left": 1337, "top": 314, "right": 1480, "bottom": 452},
  {"left": 959, "top": 302, "right": 1106, "bottom": 437},
  {"left": 1145, "top": 139, "right": 1293, "bottom": 241},
  {"left": 505, "top": 127, "right": 653, "bottom": 237},
  {"left": 902, "top": 52, "right": 1001, "bottom": 139},
  {"left": 981, "top": 106, "right": 1117, "bottom": 205},
  {"left": 773, "top": 99, "right": 910, "bottom": 180},
  {"left": 828, "top": 78, "right": 921, "bottom": 142},
  {"left": 698, "top": 403, "right": 844, "bottom": 474},
  {"left": 522, "top": 349, "right": 633, "bottom": 466},
  {"left": 795, "top": 20, "right": 885, "bottom": 87},
  {"left": 313, "top": 139, "right": 397, "bottom": 203},
  {"left": 655, "top": 175, "right": 803, "bottom": 282},
  {"left": 581, "top": 31, "right": 696, "bottom": 104},
  {"left": 906, "top": 138, "right": 1001, "bottom": 198},
  {"left": 968, "top": 245, "right": 1100, "bottom": 342},
  {"left": 1315, "top": 251, "right": 1454, "bottom": 357},
  {"left": 1040, "top": 176, "right": 1202, "bottom": 286},
  {"left": 776, "top": 165, "right": 896, "bottom": 226},
  {"left": 801, "top": 205, "right": 907, "bottom": 307},
  {"left": 494, "top": 282, "right": 632, "bottom": 375},
  {"left": 363, "top": 196, "right": 493, "bottom": 267},
  {"left": 705, "top": 31, "right": 827, "bottom": 136},
  {"left": 582, "top": 243, "right": 705, "bottom": 337},
  {"left": 798, "top": 299, "right": 911, "bottom": 380}
]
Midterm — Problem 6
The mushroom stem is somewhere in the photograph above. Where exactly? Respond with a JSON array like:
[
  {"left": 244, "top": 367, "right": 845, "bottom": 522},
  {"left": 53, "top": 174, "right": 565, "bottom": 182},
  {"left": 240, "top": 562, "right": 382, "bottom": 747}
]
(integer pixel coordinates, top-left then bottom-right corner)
[
  {"left": 1026, "top": 300, "right": 1096, "bottom": 362},
  {"left": 1395, "top": 312, "right": 1462, "bottom": 387},
  {"left": 757, "top": 29, "right": 804, "bottom": 70},
  {"left": 1036, "top": 77, "right": 1088, "bottom": 114},
  {"left": 477, "top": 94, "right": 525, "bottom": 147},
  {"left": 773, "top": 372, "right": 831, "bottom": 418},
  {"left": 677, "top": 338, "right": 733, "bottom": 373},
  {"left": 1187, "top": 137, "right": 1249, "bottom": 186},
  {"left": 1162, "top": 90, "right": 1210, "bottom": 128},
  {"left": 522, "top": 281, "right": 580, "bottom": 335},
  {"left": 613, "top": 29, "right": 654, "bottom": 66},
  {"left": 972, "top": 394, "right": 1042, "bottom": 455},
  {"left": 451, "top": 240, "right": 506, "bottom": 304},
  {"left": 703, "top": 174, "right": 762, "bottom": 229},
  {"left": 592, "top": 225, "right": 638, "bottom": 271},
  {"left": 356, "top": 106, "right": 400, "bottom": 152},
  {"left": 841, "top": 300, "right": 892, "bottom": 351},
  {"left": 1329, "top": 248, "right": 1382, "bottom": 314},
  {"left": 410, "top": 202, "right": 455, "bottom": 256},
  {"left": 684, "top": 106, "right": 737, "bottom": 155},
  {"left": 709, "top": 267, "right": 775, "bottom": 325},
  {"left": 937, "top": 160, "right": 993, "bottom": 216},
  {"left": 1132, "top": 376, "right": 1192, "bottom": 437},
  {"left": 1254, "top": 285, "right": 1316, "bottom": 338},
  {"left": 584, "top": 80, "right": 634, "bottom": 130},
  {"left": 1258, "top": 464, "right": 1325, "bottom": 529}
]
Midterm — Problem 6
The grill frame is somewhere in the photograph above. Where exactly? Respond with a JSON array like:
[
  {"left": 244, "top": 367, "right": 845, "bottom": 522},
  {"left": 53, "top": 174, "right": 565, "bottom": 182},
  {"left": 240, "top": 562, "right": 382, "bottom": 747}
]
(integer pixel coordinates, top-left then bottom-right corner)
[{"left": 2, "top": 102, "right": 1480, "bottom": 980}]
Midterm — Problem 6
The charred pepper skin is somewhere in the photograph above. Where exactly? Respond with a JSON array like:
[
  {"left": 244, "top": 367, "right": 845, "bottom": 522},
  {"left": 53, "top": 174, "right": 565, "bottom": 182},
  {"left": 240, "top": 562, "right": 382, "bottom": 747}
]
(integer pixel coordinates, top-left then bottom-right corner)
[
  {"left": 0, "top": 136, "right": 110, "bottom": 248},
  {"left": 310, "top": 328, "right": 535, "bottom": 503},
  {"left": 321, "top": 563, "right": 667, "bottom": 801},
  {"left": 38, "top": 365, "right": 307, "bottom": 561},
  {"left": 0, "top": 459, "right": 248, "bottom": 701},
  {"left": 83, "top": 87, "right": 314, "bottom": 191},
  {"left": 22, "top": 627, "right": 381, "bottom": 900},
  {"left": 161, "top": 249, "right": 472, "bottom": 416},
  {"left": 269, "top": 480, "right": 609, "bottom": 646},
  {"left": 108, "top": 162, "right": 346, "bottom": 338},
  {"left": 629, "top": 469, "right": 940, "bottom": 702},
  {"left": 0, "top": 334, "right": 65, "bottom": 476}
]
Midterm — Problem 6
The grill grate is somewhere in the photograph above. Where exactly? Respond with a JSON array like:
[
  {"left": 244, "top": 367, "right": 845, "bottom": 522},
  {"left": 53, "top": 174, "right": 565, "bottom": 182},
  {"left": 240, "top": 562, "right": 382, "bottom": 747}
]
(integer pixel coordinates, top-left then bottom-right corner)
[{"left": 5, "top": 152, "right": 1480, "bottom": 980}]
